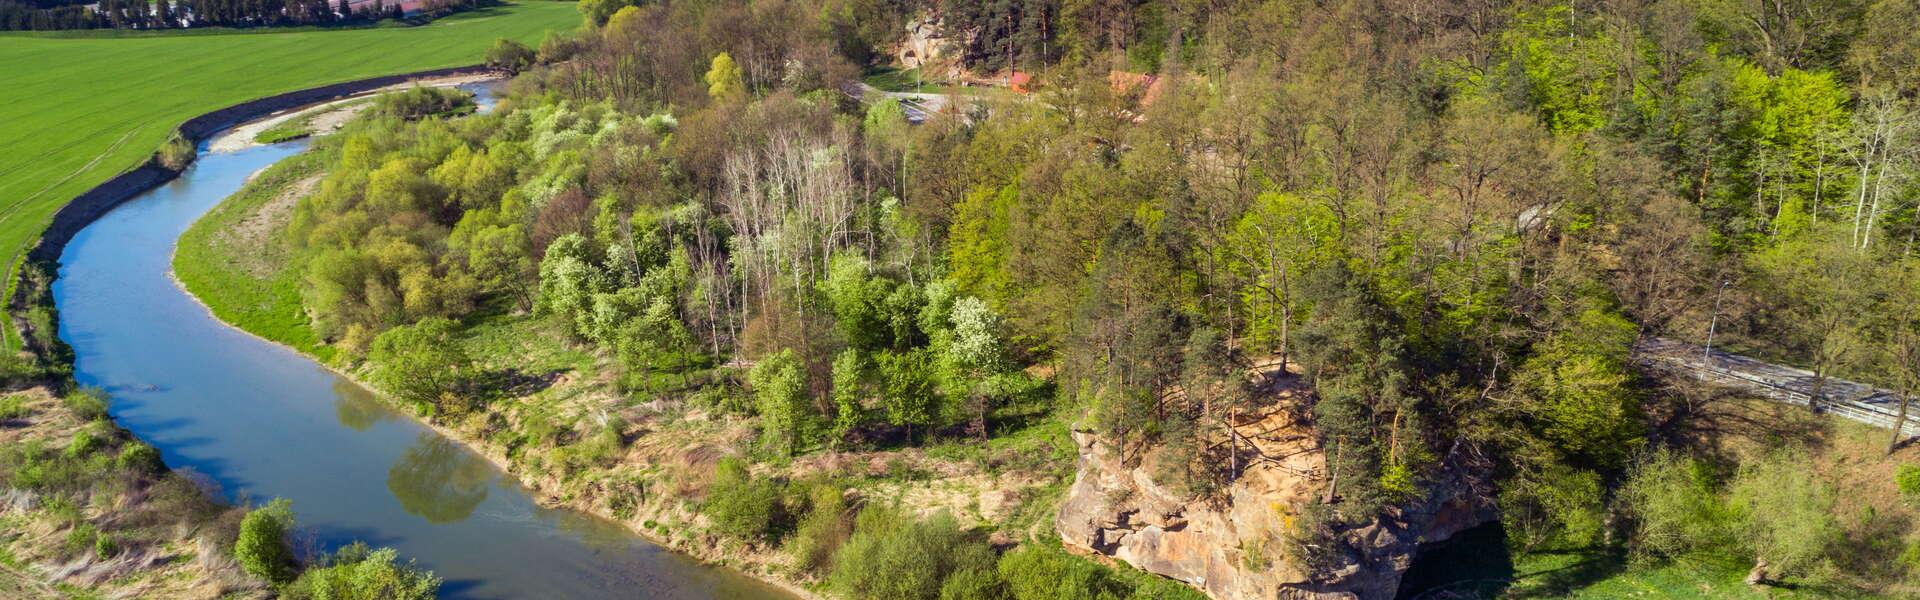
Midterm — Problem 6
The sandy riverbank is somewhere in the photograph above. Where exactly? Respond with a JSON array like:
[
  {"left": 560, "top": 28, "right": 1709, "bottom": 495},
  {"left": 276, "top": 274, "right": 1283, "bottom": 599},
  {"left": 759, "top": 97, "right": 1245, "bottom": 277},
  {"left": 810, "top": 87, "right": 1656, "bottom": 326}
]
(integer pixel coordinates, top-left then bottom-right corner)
[{"left": 205, "top": 72, "right": 503, "bottom": 154}]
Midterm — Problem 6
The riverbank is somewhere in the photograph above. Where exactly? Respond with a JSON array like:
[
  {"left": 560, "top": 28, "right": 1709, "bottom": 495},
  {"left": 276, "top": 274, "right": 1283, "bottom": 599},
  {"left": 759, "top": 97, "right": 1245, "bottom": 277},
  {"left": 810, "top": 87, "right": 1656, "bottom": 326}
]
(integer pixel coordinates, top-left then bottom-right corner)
[
  {"left": 170, "top": 102, "right": 829, "bottom": 599},
  {"left": 0, "top": 385, "right": 269, "bottom": 599},
  {"left": 167, "top": 111, "right": 1127, "bottom": 600}
]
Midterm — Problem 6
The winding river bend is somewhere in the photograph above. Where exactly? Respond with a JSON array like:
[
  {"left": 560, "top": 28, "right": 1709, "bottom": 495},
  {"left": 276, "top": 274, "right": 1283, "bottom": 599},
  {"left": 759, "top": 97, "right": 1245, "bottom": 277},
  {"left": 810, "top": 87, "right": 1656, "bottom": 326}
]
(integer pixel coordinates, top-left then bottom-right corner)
[{"left": 51, "top": 86, "right": 790, "bottom": 599}]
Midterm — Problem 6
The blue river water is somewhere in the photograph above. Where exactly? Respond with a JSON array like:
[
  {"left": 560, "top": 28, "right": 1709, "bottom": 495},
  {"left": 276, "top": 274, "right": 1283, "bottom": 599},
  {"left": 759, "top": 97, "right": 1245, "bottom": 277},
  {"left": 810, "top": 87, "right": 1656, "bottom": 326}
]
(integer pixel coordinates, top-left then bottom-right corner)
[{"left": 51, "top": 86, "right": 789, "bottom": 599}]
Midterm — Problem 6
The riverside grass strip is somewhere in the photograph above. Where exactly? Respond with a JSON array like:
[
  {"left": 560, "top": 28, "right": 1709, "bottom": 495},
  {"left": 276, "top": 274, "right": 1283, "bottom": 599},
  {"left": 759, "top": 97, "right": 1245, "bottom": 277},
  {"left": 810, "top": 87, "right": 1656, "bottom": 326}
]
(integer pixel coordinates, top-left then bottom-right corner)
[{"left": 0, "top": 0, "right": 575, "bottom": 349}]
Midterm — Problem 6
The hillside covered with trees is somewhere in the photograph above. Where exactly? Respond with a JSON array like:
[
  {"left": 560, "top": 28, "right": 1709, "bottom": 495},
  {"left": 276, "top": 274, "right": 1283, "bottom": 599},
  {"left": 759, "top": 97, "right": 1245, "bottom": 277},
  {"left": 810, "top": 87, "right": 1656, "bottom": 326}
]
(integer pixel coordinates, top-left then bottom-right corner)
[{"left": 160, "top": 0, "right": 1920, "bottom": 597}]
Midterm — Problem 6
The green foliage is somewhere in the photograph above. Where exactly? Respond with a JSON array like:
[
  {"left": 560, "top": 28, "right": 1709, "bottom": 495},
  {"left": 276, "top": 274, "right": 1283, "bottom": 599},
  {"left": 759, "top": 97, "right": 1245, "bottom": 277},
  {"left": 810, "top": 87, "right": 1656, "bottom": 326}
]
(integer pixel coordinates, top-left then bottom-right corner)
[
  {"left": 1728, "top": 448, "right": 1838, "bottom": 579},
  {"left": 63, "top": 429, "right": 102, "bottom": 458},
  {"left": 575, "top": 0, "right": 629, "bottom": 27},
  {"left": 485, "top": 38, "right": 536, "bottom": 73},
  {"left": 829, "top": 349, "right": 868, "bottom": 446},
  {"left": 0, "top": 394, "right": 26, "bottom": 420},
  {"left": 369, "top": 87, "right": 476, "bottom": 121},
  {"left": 1501, "top": 464, "right": 1607, "bottom": 551},
  {"left": 1499, "top": 5, "right": 1619, "bottom": 135},
  {"left": 1897, "top": 465, "right": 1920, "bottom": 499},
  {"left": 1619, "top": 450, "right": 1737, "bottom": 561},
  {"left": 705, "top": 52, "right": 745, "bottom": 101},
  {"left": 369, "top": 317, "right": 473, "bottom": 414},
  {"left": 158, "top": 133, "right": 196, "bottom": 171},
  {"left": 997, "top": 544, "right": 1126, "bottom": 600},
  {"left": 827, "top": 506, "right": 996, "bottom": 600},
  {"left": 286, "top": 542, "right": 441, "bottom": 600},
  {"left": 750, "top": 349, "right": 813, "bottom": 455},
  {"left": 235, "top": 499, "right": 297, "bottom": 584},
  {"left": 786, "top": 484, "right": 851, "bottom": 576},
  {"left": 93, "top": 532, "right": 118, "bottom": 559},
  {"left": 62, "top": 388, "right": 108, "bottom": 421},
  {"left": 116, "top": 442, "right": 164, "bottom": 475},
  {"left": 1514, "top": 303, "right": 1645, "bottom": 471},
  {"left": 702, "top": 457, "right": 783, "bottom": 542},
  {"left": 875, "top": 348, "right": 940, "bottom": 436}
]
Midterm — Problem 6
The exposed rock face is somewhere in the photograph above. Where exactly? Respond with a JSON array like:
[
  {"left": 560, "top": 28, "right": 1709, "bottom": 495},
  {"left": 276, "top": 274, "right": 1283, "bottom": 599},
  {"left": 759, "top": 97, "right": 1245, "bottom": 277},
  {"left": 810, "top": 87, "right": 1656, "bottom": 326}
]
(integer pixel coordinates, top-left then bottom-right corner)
[
  {"left": 1054, "top": 408, "right": 1494, "bottom": 600},
  {"left": 895, "top": 13, "right": 964, "bottom": 78}
]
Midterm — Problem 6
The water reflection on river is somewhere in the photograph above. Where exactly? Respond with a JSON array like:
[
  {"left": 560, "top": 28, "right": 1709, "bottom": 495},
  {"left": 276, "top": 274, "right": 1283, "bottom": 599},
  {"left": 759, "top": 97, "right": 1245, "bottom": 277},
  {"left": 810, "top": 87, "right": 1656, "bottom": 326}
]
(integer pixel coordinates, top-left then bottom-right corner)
[{"left": 50, "top": 83, "right": 790, "bottom": 599}]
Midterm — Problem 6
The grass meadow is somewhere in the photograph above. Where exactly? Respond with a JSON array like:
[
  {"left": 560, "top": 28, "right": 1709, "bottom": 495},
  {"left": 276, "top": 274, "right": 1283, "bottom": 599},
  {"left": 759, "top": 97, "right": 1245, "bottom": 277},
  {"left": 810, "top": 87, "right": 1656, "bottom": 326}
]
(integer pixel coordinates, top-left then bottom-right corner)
[{"left": 0, "top": 1, "right": 575, "bottom": 348}]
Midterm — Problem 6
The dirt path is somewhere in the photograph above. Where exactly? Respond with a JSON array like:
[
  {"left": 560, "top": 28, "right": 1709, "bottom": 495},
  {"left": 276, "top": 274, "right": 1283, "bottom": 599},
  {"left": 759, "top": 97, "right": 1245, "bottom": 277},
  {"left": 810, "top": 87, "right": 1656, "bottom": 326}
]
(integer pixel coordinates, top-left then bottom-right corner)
[{"left": 206, "top": 72, "right": 501, "bottom": 154}]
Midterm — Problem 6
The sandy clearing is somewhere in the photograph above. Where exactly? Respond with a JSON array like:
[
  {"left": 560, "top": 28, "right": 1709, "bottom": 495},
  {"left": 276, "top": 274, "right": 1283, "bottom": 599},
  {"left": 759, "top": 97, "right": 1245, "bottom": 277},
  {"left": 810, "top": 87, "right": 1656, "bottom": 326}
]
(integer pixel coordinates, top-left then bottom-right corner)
[
  {"left": 222, "top": 173, "right": 320, "bottom": 277},
  {"left": 205, "top": 72, "right": 502, "bottom": 154}
]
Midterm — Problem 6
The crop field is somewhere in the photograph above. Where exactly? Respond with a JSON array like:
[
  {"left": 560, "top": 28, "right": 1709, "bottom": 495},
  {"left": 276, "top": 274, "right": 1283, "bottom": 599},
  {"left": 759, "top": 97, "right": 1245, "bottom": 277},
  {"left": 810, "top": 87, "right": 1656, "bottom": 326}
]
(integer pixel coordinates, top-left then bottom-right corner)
[{"left": 0, "top": 1, "right": 575, "bottom": 348}]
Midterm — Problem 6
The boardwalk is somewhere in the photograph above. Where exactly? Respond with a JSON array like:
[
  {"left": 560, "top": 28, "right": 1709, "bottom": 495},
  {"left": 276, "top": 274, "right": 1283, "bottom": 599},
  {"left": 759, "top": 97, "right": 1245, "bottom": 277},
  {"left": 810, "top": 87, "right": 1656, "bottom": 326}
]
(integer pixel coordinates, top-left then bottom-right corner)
[{"left": 1634, "top": 338, "right": 1920, "bottom": 440}]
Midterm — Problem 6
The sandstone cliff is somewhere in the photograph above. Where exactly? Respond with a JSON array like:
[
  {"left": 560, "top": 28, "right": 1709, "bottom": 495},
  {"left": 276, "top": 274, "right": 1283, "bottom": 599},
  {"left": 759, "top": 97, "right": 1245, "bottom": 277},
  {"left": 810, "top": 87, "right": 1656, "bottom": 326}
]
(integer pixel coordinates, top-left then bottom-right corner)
[{"left": 1054, "top": 389, "right": 1494, "bottom": 600}]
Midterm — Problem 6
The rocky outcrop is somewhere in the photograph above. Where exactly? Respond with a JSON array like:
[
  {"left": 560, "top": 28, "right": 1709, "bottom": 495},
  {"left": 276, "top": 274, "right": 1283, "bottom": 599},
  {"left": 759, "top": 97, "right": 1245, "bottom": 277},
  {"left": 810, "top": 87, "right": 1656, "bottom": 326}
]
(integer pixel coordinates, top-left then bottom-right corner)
[
  {"left": 1055, "top": 403, "right": 1494, "bottom": 600},
  {"left": 895, "top": 13, "right": 964, "bottom": 79}
]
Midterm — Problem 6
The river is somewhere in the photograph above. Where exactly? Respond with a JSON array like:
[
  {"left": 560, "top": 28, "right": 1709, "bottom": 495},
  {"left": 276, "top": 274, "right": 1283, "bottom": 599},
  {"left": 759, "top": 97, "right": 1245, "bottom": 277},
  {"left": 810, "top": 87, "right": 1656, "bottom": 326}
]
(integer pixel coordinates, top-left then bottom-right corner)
[{"left": 50, "top": 84, "right": 791, "bottom": 600}]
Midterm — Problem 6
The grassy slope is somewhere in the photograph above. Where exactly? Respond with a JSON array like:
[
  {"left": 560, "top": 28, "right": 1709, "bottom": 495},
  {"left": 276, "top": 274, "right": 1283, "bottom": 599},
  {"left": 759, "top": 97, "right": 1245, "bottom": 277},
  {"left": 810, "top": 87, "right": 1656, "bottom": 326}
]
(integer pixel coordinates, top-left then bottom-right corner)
[
  {"left": 0, "top": 1, "right": 576, "bottom": 347},
  {"left": 172, "top": 150, "right": 332, "bottom": 359}
]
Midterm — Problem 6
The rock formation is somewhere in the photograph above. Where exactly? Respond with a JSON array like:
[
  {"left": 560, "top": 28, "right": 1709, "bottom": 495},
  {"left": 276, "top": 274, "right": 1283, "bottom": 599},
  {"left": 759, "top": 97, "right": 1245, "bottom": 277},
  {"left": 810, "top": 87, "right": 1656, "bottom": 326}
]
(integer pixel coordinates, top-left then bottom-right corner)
[{"left": 1054, "top": 393, "right": 1494, "bottom": 600}]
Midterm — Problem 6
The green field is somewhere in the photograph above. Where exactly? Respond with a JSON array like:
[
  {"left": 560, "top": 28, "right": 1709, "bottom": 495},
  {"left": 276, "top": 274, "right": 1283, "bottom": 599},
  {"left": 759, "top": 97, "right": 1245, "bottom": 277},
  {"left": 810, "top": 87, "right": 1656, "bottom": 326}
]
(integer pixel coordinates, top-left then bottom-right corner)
[{"left": 0, "top": 1, "right": 575, "bottom": 349}]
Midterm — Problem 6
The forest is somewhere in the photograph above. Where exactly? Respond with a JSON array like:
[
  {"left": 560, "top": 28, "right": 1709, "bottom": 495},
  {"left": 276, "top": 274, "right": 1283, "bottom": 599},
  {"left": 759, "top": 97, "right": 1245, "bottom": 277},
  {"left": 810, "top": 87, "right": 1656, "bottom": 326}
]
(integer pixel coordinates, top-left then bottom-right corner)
[{"left": 144, "top": 0, "right": 1920, "bottom": 597}]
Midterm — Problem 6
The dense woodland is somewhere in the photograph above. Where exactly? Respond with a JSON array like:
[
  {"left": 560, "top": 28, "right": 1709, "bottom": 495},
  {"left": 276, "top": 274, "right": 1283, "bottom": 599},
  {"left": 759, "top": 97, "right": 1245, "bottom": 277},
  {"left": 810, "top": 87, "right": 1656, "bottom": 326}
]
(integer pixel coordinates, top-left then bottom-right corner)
[
  {"left": 50, "top": 0, "right": 1920, "bottom": 596},
  {"left": 0, "top": 0, "right": 480, "bottom": 31}
]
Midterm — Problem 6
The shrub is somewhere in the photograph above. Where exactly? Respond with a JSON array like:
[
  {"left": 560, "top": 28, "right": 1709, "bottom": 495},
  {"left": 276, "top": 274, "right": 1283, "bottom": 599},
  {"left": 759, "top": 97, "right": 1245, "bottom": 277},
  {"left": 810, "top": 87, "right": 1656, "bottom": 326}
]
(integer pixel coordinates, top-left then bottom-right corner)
[
  {"left": 485, "top": 38, "right": 536, "bottom": 73},
  {"left": 0, "top": 394, "right": 28, "bottom": 420},
  {"left": 1897, "top": 464, "right": 1920, "bottom": 499},
  {"left": 702, "top": 457, "right": 783, "bottom": 542},
  {"left": 369, "top": 318, "right": 473, "bottom": 414},
  {"left": 1617, "top": 449, "right": 1736, "bottom": 561},
  {"left": 93, "top": 532, "right": 118, "bottom": 559},
  {"left": 285, "top": 542, "right": 440, "bottom": 600},
  {"left": 64, "top": 429, "right": 102, "bottom": 458},
  {"left": 369, "top": 87, "right": 476, "bottom": 120},
  {"left": 828, "top": 506, "right": 998, "bottom": 600},
  {"left": 117, "top": 442, "right": 164, "bottom": 475},
  {"left": 235, "top": 499, "right": 297, "bottom": 584},
  {"left": 61, "top": 522, "right": 98, "bottom": 557},
  {"left": 1728, "top": 448, "right": 1838, "bottom": 580},
  {"left": 997, "top": 544, "right": 1124, "bottom": 600},
  {"left": 157, "top": 133, "right": 196, "bottom": 171},
  {"left": 787, "top": 484, "right": 852, "bottom": 576},
  {"left": 62, "top": 388, "right": 108, "bottom": 421}
]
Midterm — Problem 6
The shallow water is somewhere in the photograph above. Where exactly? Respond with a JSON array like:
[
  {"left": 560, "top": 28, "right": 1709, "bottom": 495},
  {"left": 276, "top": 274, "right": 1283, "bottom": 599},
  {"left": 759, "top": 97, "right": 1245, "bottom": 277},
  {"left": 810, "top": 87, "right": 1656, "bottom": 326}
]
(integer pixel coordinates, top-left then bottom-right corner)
[{"left": 51, "top": 85, "right": 789, "bottom": 599}]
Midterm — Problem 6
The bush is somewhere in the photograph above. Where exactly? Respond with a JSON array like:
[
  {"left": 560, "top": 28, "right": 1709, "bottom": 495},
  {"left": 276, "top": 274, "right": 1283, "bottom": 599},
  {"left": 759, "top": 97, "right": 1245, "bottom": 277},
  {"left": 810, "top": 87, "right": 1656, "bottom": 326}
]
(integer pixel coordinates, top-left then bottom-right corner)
[
  {"left": 485, "top": 38, "right": 536, "bottom": 73},
  {"left": 62, "top": 388, "right": 108, "bottom": 421},
  {"left": 1728, "top": 448, "right": 1838, "bottom": 580},
  {"left": 787, "top": 484, "right": 852, "bottom": 576},
  {"left": 1617, "top": 449, "right": 1736, "bottom": 561},
  {"left": 64, "top": 429, "right": 102, "bottom": 458},
  {"left": 157, "top": 133, "right": 196, "bottom": 171},
  {"left": 0, "top": 394, "right": 28, "bottom": 420},
  {"left": 1897, "top": 464, "right": 1920, "bottom": 499},
  {"left": 369, "top": 87, "right": 476, "bottom": 120},
  {"left": 702, "top": 457, "right": 783, "bottom": 542},
  {"left": 997, "top": 544, "right": 1125, "bottom": 600},
  {"left": 235, "top": 499, "right": 297, "bottom": 584},
  {"left": 828, "top": 506, "right": 998, "bottom": 600},
  {"left": 93, "top": 532, "right": 118, "bottom": 559},
  {"left": 285, "top": 542, "right": 440, "bottom": 600},
  {"left": 369, "top": 318, "right": 473, "bottom": 414},
  {"left": 61, "top": 522, "right": 98, "bottom": 557},
  {"left": 117, "top": 442, "right": 164, "bottom": 475}
]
